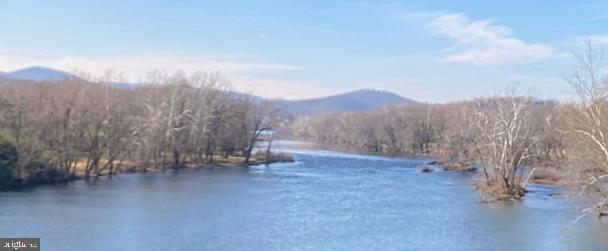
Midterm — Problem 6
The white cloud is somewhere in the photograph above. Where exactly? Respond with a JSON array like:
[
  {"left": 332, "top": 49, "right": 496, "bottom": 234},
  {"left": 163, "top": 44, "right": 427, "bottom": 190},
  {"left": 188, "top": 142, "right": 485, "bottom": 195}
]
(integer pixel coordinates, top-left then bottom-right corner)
[
  {"left": 580, "top": 35, "right": 608, "bottom": 45},
  {"left": 509, "top": 74, "right": 564, "bottom": 84},
  {"left": 229, "top": 76, "right": 339, "bottom": 100},
  {"left": 428, "top": 13, "right": 554, "bottom": 66},
  {"left": 0, "top": 53, "right": 300, "bottom": 81},
  {"left": 0, "top": 53, "right": 339, "bottom": 100}
]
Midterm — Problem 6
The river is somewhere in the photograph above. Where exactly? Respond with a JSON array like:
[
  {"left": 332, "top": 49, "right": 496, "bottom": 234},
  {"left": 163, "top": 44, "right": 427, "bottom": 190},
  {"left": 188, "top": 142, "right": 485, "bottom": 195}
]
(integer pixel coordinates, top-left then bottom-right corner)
[{"left": 0, "top": 141, "right": 607, "bottom": 250}]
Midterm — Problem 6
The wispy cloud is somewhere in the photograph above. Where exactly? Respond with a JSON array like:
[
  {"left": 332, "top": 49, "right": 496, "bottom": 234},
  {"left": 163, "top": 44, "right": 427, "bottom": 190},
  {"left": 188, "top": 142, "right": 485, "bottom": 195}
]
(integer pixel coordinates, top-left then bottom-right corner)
[
  {"left": 509, "top": 74, "right": 564, "bottom": 84},
  {"left": 0, "top": 53, "right": 339, "bottom": 100},
  {"left": 0, "top": 53, "right": 300, "bottom": 81},
  {"left": 578, "top": 34, "right": 608, "bottom": 45},
  {"left": 428, "top": 13, "right": 554, "bottom": 66},
  {"left": 229, "top": 76, "right": 339, "bottom": 100}
]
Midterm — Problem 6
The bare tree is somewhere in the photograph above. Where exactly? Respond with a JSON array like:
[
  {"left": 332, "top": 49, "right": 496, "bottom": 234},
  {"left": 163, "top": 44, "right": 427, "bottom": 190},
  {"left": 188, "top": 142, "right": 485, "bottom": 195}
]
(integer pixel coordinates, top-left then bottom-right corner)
[
  {"left": 0, "top": 69, "right": 283, "bottom": 187},
  {"left": 470, "top": 87, "right": 542, "bottom": 199},
  {"left": 565, "top": 41, "right": 608, "bottom": 216},
  {"left": 241, "top": 100, "right": 282, "bottom": 164}
]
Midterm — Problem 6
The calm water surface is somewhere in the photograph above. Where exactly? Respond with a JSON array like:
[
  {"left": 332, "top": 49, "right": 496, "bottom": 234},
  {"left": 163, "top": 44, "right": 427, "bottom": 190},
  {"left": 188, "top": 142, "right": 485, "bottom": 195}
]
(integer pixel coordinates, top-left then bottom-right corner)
[{"left": 1, "top": 142, "right": 607, "bottom": 250}]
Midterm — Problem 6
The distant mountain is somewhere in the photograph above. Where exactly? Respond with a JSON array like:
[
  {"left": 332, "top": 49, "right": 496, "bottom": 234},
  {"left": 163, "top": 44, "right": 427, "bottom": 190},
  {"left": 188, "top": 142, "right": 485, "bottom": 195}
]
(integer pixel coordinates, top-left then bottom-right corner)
[
  {"left": 1, "top": 66, "right": 140, "bottom": 89},
  {"left": 273, "top": 89, "right": 417, "bottom": 117},
  {"left": 1, "top": 67, "right": 416, "bottom": 116},
  {"left": 4, "top": 66, "right": 76, "bottom": 82}
]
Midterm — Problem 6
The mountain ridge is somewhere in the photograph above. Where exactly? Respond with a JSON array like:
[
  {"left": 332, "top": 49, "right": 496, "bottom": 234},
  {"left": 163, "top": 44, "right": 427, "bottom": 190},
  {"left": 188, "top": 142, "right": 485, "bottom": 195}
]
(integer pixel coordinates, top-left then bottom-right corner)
[
  {"left": 4, "top": 66, "right": 75, "bottom": 82},
  {"left": 273, "top": 89, "right": 416, "bottom": 117},
  {"left": 2, "top": 66, "right": 417, "bottom": 116}
]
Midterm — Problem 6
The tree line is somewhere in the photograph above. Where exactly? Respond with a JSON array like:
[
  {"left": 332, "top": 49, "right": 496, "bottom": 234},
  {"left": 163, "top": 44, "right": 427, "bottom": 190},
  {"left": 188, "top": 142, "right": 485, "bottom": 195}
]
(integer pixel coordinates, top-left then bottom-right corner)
[
  {"left": 0, "top": 71, "right": 284, "bottom": 189},
  {"left": 292, "top": 43, "right": 608, "bottom": 215}
]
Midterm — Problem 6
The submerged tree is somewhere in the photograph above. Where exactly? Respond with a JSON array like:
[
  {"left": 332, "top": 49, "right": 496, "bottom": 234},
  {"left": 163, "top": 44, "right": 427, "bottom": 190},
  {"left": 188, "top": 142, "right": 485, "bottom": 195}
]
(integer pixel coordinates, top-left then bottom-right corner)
[{"left": 471, "top": 88, "right": 540, "bottom": 199}]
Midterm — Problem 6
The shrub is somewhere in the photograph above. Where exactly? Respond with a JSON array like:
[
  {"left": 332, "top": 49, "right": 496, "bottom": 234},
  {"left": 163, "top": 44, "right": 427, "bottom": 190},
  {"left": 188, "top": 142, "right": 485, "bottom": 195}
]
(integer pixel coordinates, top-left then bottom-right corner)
[{"left": 0, "top": 142, "right": 18, "bottom": 189}]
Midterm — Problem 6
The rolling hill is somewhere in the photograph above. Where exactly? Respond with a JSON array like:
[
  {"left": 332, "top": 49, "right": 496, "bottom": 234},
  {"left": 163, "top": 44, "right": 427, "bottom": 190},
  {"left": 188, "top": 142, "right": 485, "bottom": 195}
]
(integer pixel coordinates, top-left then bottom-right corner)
[
  {"left": 0, "top": 66, "right": 139, "bottom": 88},
  {"left": 273, "top": 89, "right": 416, "bottom": 117},
  {"left": 1, "top": 66, "right": 417, "bottom": 117},
  {"left": 3, "top": 66, "right": 75, "bottom": 82}
]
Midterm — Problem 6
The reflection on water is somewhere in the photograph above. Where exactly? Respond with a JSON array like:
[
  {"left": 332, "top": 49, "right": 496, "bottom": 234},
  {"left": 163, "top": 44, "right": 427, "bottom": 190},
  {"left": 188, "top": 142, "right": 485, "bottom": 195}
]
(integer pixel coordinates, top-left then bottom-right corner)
[{"left": 0, "top": 141, "right": 607, "bottom": 250}]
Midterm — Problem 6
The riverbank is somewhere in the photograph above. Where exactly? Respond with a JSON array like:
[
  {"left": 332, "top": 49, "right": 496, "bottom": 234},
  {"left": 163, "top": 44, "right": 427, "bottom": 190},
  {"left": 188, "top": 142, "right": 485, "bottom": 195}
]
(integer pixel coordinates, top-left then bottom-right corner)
[
  {"left": 3, "top": 148, "right": 606, "bottom": 250},
  {"left": 303, "top": 144, "right": 562, "bottom": 187},
  {"left": 1, "top": 153, "right": 295, "bottom": 191},
  {"left": 300, "top": 143, "right": 565, "bottom": 188},
  {"left": 291, "top": 141, "right": 584, "bottom": 204},
  {"left": 427, "top": 158, "right": 562, "bottom": 186}
]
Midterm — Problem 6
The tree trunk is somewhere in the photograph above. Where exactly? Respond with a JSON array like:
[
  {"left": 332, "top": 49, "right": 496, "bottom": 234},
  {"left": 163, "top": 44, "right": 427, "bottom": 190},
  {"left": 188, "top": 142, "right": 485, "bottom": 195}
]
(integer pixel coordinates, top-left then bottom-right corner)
[
  {"left": 265, "top": 139, "right": 272, "bottom": 165},
  {"left": 244, "top": 146, "right": 253, "bottom": 164},
  {"left": 173, "top": 148, "right": 180, "bottom": 167}
]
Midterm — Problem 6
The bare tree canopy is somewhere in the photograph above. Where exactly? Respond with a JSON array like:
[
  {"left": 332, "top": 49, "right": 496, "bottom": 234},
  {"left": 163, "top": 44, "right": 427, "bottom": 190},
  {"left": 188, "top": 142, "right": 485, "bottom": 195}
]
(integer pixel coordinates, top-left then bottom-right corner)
[
  {"left": 291, "top": 43, "right": 608, "bottom": 214},
  {"left": 0, "top": 70, "right": 286, "bottom": 188}
]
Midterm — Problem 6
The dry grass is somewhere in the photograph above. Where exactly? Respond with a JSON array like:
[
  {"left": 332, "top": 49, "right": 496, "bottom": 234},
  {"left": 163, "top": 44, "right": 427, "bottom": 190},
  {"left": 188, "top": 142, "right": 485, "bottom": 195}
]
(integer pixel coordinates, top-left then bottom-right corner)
[
  {"left": 529, "top": 167, "right": 561, "bottom": 185},
  {"left": 69, "top": 153, "right": 295, "bottom": 178},
  {"left": 431, "top": 159, "right": 476, "bottom": 172},
  {"left": 473, "top": 179, "right": 526, "bottom": 202},
  {"left": 252, "top": 153, "right": 295, "bottom": 165}
]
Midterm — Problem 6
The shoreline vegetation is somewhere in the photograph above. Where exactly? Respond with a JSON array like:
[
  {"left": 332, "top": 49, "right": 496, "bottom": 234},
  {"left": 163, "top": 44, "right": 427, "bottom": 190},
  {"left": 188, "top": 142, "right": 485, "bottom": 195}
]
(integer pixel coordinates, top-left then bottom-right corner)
[
  {"left": 0, "top": 152, "right": 295, "bottom": 190},
  {"left": 0, "top": 71, "right": 294, "bottom": 191},
  {"left": 1, "top": 43, "right": 607, "bottom": 220},
  {"left": 428, "top": 159, "right": 561, "bottom": 185},
  {"left": 292, "top": 43, "right": 608, "bottom": 218}
]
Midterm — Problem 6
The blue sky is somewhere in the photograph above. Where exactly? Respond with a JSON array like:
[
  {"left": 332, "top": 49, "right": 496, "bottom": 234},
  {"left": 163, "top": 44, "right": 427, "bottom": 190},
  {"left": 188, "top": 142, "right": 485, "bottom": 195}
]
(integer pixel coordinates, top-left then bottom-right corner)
[{"left": 1, "top": 0, "right": 607, "bottom": 101}]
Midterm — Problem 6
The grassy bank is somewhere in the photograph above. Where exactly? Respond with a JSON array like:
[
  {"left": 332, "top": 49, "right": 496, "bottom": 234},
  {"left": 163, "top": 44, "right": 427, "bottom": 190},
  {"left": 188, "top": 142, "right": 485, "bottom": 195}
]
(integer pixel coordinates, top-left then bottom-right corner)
[{"left": 0, "top": 153, "right": 295, "bottom": 191}]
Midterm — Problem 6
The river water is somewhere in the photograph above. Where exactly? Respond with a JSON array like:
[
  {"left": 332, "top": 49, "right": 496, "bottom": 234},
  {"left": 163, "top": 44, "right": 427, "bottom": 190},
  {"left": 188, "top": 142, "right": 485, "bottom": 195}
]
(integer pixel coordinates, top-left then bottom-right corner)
[{"left": 0, "top": 141, "right": 607, "bottom": 250}]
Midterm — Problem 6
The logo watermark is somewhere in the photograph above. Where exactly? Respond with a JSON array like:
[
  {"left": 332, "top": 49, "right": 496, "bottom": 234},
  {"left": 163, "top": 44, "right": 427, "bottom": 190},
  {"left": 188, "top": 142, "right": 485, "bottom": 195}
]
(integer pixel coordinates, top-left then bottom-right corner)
[{"left": 1, "top": 238, "right": 40, "bottom": 251}]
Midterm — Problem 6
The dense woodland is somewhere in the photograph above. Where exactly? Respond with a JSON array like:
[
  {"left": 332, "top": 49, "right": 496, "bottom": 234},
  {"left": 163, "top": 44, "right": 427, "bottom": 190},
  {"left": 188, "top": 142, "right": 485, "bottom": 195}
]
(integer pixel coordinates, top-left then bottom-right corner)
[
  {"left": 0, "top": 71, "right": 284, "bottom": 189},
  {"left": 293, "top": 43, "right": 608, "bottom": 215}
]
